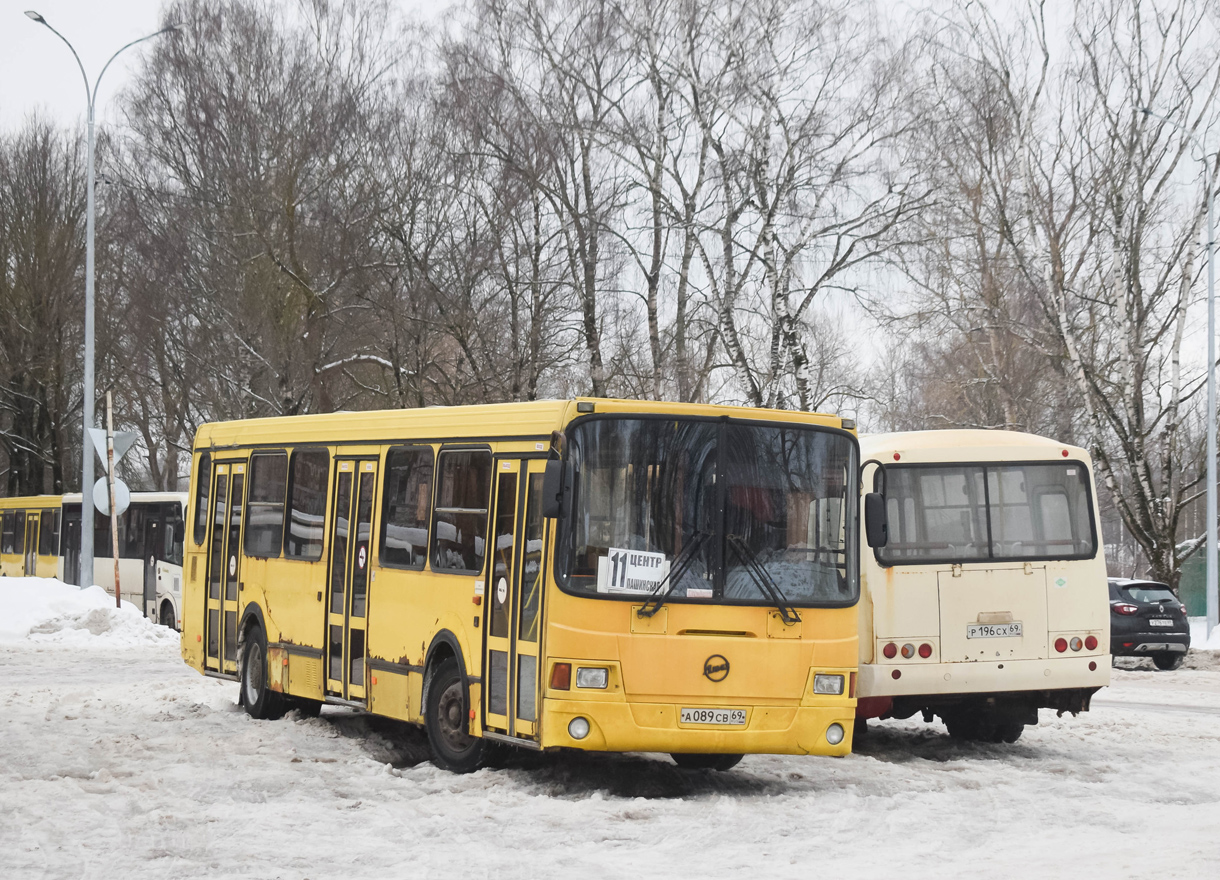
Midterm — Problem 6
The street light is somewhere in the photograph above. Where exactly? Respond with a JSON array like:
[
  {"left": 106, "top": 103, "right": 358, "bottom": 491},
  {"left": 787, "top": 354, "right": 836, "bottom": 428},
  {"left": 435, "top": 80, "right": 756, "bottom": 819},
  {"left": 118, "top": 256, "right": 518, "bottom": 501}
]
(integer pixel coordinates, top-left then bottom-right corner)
[
  {"left": 24, "top": 11, "right": 179, "bottom": 588},
  {"left": 1140, "top": 106, "right": 1218, "bottom": 641}
]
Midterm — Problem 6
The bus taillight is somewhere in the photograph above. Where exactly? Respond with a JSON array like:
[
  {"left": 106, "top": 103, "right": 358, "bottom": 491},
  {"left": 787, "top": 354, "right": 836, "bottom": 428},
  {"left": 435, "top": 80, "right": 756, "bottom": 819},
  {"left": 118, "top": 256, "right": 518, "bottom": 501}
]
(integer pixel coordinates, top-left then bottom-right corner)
[
  {"left": 1084, "top": 635, "right": 1098, "bottom": 651},
  {"left": 882, "top": 642, "right": 897, "bottom": 659},
  {"left": 1054, "top": 637, "right": 1068, "bottom": 653},
  {"left": 918, "top": 643, "right": 932, "bottom": 658}
]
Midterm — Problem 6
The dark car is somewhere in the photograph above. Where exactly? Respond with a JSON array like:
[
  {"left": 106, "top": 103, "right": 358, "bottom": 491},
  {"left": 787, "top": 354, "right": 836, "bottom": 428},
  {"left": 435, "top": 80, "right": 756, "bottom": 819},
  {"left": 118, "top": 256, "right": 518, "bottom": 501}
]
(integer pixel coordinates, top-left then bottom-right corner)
[{"left": 1108, "top": 578, "right": 1191, "bottom": 670}]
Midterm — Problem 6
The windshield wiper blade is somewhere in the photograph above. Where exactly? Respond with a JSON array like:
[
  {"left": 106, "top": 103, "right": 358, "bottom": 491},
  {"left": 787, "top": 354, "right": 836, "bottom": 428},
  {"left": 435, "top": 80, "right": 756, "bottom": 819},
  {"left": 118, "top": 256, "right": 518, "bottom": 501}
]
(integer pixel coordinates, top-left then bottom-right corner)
[
  {"left": 725, "top": 534, "right": 802, "bottom": 625},
  {"left": 636, "top": 530, "right": 708, "bottom": 618}
]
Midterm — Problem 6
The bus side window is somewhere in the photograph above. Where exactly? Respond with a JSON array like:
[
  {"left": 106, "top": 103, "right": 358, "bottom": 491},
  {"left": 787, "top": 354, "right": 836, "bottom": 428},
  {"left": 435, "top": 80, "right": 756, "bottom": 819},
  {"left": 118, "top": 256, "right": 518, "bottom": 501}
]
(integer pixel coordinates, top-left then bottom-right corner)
[
  {"left": 1, "top": 511, "right": 14, "bottom": 554},
  {"left": 38, "top": 511, "right": 56, "bottom": 556},
  {"left": 167, "top": 507, "right": 185, "bottom": 566},
  {"left": 14, "top": 510, "right": 25, "bottom": 554},
  {"left": 94, "top": 512, "right": 113, "bottom": 558},
  {"left": 192, "top": 452, "right": 211, "bottom": 546},
  {"left": 380, "top": 446, "right": 434, "bottom": 569},
  {"left": 245, "top": 452, "right": 288, "bottom": 558},
  {"left": 431, "top": 450, "right": 492, "bottom": 574},
  {"left": 284, "top": 449, "right": 329, "bottom": 561},
  {"left": 123, "top": 506, "right": 146, "bottom": 559}
]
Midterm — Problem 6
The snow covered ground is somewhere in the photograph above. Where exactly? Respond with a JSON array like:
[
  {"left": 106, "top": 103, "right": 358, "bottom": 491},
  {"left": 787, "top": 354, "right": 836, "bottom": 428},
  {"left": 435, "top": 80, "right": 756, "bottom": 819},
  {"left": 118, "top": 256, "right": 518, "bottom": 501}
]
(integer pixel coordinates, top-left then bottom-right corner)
[{"left": 2, "top": 577, "right": 1218, "bottom": 879}]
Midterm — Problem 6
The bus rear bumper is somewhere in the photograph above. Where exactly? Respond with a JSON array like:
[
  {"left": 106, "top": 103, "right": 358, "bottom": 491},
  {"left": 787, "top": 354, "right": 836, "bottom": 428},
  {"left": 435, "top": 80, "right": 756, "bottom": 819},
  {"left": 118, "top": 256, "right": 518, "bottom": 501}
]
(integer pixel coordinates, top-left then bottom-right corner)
[
  {"left": 857, "top": 655, "right": 1109, "bottom": 705},
  {"left": 539, "top": 699, "right": 855, "bottom": 756}
]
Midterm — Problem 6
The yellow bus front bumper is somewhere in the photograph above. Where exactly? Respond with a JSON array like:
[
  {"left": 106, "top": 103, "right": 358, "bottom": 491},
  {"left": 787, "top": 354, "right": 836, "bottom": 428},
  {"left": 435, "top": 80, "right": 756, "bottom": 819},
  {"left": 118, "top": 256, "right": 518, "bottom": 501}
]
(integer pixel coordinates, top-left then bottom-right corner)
[{"left": 540, "top": 698, "right": 855, "bottom": 756}]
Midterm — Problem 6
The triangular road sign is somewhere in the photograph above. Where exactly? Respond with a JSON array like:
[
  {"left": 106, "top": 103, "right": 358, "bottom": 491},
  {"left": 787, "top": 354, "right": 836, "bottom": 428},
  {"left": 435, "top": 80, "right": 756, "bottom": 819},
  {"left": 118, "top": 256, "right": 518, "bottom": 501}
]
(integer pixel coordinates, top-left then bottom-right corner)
[{"left": 89, "top": 428, "right": 139, "bottom": 474}]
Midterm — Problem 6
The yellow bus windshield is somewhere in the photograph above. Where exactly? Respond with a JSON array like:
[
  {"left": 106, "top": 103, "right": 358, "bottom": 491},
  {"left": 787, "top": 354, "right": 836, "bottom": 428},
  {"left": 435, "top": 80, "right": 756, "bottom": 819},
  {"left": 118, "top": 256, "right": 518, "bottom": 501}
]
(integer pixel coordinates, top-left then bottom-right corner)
[{"left": 557, "top": 416, "right": 858, "bottom": 607}]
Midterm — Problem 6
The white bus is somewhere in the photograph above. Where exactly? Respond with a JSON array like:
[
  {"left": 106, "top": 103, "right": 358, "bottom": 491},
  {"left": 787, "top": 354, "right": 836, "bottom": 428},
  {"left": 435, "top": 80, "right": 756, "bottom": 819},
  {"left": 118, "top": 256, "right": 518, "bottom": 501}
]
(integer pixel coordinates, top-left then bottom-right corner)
[
  {"left": 856, "top": 430, "right": 1110, "bottom": 742},
  {"left": 60, "top": 492, "right": 187, "bottom": 629}
]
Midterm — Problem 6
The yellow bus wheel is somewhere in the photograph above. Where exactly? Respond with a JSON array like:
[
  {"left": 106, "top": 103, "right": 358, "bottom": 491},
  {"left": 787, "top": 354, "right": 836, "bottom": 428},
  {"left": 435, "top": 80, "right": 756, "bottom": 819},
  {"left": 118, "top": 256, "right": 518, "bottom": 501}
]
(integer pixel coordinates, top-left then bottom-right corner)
[
  {"left": 241, "top": 626, "right": 286, "bottom": 721},
  {"left": 425, "top": 658, "right": 485, "bottom": 773}
]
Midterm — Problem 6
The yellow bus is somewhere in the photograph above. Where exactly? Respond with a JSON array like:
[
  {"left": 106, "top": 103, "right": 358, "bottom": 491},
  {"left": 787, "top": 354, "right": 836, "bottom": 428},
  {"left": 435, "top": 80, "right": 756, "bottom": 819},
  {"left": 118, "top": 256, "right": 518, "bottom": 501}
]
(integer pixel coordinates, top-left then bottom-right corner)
[
  {"left": 181, "top": 399, "right": 861, "bottom": 771},
  {"left": 856, "top": 430, "right": 1110, "bottom": 743},
  {"left": 0, "top": 495, "right": 62, "bottom": 578}
]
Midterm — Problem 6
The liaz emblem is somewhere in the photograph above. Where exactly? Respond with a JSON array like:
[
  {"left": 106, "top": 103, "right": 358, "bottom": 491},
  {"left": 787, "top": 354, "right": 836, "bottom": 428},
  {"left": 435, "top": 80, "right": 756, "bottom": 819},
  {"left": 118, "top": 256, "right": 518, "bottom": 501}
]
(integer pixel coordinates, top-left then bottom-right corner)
[{"left": 703, "top": 654, "right": 730, "bottom": 682}]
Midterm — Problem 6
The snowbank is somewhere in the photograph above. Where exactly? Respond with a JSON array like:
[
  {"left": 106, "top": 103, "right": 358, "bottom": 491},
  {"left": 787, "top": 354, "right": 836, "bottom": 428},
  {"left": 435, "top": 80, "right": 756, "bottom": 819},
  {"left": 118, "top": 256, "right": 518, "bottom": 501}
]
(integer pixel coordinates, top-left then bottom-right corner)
[
  {"left": 1189, "top": 616, "right": 1220, "bottom": 650},
  {"left": 0, "top": 577, "right": 176, "bottom": 646}
]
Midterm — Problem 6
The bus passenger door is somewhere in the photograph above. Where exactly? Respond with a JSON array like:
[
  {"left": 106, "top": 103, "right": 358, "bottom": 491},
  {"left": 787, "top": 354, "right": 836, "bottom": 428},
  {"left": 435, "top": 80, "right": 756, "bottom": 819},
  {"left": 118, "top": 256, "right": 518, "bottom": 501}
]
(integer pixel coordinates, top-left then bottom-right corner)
[
  {"left": 24, "top": 513, "right": 39, "bottom": 576},
  {"left": 143, "top": 507, "right": 164, "bottom": 621},
  {"left": 325, "top": 459, "right": 376, "bottom": 702},
  {"left": 205, "top": 462, "right": 245, "bottom": 674},
  {"left": 483, "top": 459, "right": 547, "bottom": 741},
  {"left": 63, "top": 511, "right": 80, "bottom": 586}
]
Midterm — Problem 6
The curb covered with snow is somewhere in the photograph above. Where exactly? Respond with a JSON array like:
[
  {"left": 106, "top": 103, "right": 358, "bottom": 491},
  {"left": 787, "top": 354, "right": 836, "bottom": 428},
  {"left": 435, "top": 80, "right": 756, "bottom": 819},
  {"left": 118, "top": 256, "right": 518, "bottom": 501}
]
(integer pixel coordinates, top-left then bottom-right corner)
[{"left": 0, "top": 577, "right": 177, "bottom": 646}]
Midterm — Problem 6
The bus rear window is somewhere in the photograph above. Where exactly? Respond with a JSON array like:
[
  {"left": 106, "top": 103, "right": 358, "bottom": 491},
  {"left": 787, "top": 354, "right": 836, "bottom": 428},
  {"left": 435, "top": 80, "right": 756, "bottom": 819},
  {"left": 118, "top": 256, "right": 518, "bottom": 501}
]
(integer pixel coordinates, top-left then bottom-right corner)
[
  {"left": 878, "top": 462, "right": 1095, "bottom": 564},
  {"left": 193, "top": 453, "right": 211, "bottom": 545}
]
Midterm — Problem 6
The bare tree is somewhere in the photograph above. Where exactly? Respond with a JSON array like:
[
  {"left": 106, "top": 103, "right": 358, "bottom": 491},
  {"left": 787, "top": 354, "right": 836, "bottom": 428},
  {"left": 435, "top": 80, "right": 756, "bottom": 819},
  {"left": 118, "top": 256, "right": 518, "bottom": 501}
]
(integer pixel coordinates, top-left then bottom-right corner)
[
  {"left": 901, "top": 0, "right": 1220, "bottom": 589},
  {"left": 0, "top": 119, "right": 84, "bottom": 493}
]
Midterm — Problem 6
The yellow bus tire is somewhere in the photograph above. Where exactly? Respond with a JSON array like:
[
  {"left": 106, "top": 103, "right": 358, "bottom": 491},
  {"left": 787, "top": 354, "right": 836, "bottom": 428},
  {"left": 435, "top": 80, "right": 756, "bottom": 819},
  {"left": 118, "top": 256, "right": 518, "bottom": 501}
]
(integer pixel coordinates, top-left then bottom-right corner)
[
  {"left": 425, "top": 657, "right": 485, "bottom": 774},
  {"left": 241, "top": 626, "right": 286, "bottom": 721}
]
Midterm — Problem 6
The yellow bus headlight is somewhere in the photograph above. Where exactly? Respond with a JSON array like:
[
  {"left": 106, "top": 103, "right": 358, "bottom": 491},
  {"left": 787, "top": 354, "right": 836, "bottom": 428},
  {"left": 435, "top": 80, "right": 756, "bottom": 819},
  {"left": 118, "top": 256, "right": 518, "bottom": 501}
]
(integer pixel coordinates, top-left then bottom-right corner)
[
  {"left": 813, "top": 674, "right": 845, "bottom": 695},
  {"left": 575, "top": 667, "right": 608, "bottom": 689}
]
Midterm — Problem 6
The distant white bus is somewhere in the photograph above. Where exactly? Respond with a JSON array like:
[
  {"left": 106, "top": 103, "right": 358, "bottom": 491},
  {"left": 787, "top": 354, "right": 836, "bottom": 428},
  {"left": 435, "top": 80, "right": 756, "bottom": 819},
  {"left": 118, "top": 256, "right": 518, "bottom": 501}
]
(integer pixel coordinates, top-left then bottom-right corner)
[
  {"left": 857, "top": 430, "right": 1110, "bottom": 742},
  {"left": 60, "top": 492, "right": 187, "bottom": 629}
]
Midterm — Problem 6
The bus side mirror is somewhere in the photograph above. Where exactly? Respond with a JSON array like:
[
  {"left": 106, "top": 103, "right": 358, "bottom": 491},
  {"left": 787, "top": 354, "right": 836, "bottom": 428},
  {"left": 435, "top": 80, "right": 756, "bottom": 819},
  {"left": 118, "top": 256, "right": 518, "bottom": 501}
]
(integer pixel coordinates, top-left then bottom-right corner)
[
  {"left": 864, "top": 492, "right": 888, "bottom": 548},
  {"left": 542, "top": 460, "right": 570, "bottom": 519}
]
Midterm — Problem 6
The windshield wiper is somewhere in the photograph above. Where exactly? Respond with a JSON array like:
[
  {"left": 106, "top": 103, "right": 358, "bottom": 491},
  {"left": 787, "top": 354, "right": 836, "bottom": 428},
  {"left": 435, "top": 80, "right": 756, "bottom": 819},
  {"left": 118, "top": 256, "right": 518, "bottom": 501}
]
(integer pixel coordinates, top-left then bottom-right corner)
[
  {"left": 725, "top": 534, "right": 802, "bottom": 625},
  {"left": 636, "top": 530, "right": 709, "bottom": 618}
]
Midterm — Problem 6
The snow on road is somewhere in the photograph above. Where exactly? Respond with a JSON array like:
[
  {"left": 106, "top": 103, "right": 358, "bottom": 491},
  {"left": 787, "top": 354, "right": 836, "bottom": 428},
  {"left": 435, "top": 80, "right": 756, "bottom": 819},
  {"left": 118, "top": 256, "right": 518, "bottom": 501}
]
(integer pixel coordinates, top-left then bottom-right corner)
[{"left": 1, "top": 578, "right": 1218, "bottom": 879}]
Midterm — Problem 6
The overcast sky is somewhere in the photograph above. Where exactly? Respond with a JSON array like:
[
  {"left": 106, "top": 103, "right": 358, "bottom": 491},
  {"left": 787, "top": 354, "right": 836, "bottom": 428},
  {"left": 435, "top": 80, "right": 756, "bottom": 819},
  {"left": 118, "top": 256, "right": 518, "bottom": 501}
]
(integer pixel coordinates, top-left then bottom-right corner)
[{"left": 0, "top": 0, "right": 440, "bottom": 130}]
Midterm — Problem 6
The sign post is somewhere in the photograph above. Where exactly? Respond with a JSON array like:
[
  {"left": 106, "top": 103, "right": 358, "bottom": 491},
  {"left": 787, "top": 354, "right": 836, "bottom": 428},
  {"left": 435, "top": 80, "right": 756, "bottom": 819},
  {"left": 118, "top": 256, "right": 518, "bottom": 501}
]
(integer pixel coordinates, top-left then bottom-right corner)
[
  {"left": 89, "top": 396, "right": 135, "bottom": 606},
  {"left": 106, "top": 394, "right": 121, "bottom": 608}
]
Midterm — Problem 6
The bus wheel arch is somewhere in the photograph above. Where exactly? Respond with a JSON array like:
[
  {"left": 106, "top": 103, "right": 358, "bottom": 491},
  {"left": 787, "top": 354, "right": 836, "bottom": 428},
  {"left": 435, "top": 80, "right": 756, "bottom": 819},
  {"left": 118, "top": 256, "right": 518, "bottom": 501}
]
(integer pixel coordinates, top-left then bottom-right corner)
[
  {"left": 421, "top": 629, "right": 468, "bottom": 710},
  {"left": 238, "top": 604, "right": 268, "bottom": 665},
  {"left": 237, "top": 606, "right": 285, "bottom": 721},
  {"left": 159, "top": 598, "right": 178, "bottom": 631},
  {"left": 422, "top": 631, "right": 484, "bottom": 773}
]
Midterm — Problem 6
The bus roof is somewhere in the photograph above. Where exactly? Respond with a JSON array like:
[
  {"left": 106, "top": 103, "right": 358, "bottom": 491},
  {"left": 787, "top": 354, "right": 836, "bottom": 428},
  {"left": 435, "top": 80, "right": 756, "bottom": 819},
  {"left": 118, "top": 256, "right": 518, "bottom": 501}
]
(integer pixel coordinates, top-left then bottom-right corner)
[
  {"left": 193, "top": 398, "right": 850, "bottom": 450},
  {"left": 860, "top": 429, "right": 1089, "bottom": 463},
  {"left": 61, "top": 492, "right": 187, "bottom": 505},
  {"left": 0, "top": 495, "right": 61, "bottom": 508}
]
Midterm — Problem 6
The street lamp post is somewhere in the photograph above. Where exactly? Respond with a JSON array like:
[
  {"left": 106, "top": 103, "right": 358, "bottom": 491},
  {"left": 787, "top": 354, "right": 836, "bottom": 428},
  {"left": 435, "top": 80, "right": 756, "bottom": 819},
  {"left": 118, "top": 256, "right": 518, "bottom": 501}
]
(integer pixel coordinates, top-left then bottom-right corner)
[
  {"left": 1141, "top": 106, "right": 1218, "bottom": 641},
  {"left": 24, "top": 11, "right": 177, "bottom": 588}
]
